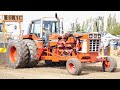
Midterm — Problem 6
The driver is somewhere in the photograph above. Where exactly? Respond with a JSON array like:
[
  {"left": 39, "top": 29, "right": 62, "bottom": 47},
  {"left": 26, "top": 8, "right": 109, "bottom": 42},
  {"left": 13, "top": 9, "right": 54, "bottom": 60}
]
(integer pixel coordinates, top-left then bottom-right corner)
[{"left": 42, "top": 28, "right": 48, "bottom": 45}]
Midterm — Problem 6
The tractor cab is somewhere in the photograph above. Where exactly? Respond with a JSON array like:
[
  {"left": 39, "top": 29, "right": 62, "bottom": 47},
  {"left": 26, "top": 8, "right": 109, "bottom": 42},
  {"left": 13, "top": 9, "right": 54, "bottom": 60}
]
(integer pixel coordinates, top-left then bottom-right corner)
[{"left": 28, "top": 17, "right": 64, "bottom": 46}]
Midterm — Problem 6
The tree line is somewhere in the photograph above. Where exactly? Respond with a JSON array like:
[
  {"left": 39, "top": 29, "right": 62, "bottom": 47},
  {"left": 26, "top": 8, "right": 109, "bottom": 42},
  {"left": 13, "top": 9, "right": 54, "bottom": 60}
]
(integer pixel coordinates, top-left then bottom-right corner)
[{"left": 71, "top": 14, "right": 120, "bottom": 36}]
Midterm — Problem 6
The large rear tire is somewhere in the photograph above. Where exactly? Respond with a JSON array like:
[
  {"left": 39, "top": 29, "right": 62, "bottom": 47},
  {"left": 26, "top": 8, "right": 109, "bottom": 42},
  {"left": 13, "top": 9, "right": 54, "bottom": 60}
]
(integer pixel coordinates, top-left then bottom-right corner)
[
  {"left": 66, "top": 58, "right": 82, "bottom": 75},
  {"left": 7, "top": 40, "right": 29, "bottom": 68},
  {"left": 102, "top": 56, "right": 117, "bottom": 72},
  {"left": 22, "top": 39, "right": 39, "bottom": 67}
]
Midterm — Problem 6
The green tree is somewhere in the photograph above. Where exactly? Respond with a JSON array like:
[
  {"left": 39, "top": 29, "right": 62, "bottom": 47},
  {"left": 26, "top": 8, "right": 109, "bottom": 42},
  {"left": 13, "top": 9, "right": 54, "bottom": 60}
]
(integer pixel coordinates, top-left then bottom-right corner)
[
  {"left": 101, "top": 16, "right": 104, "bottom": 32},
  {"left": 106, "top": 14, "right": 120, "bottom": 36},
  {"left": 107, "top": 14, "right": 112, "bottom": 32},
  {"left": 110, "top": 24, "right": 120, "bottom": 36},
  {"left": 93, "top": 20, "right": 97, "bottom": 32},
  {"left": 87, "top": 17, "right": 93, "bottom": 32},
  {"left": 99, "top": 16, "right": 104, "bottom": 33},
  {"left": 76, "top": 23, "right": 81, "bottom": 32},
  {"left": 71, "top": 23, "right": 75, "bottom": 31},
  {"left": 81, "top": 21, "right": 85, "bottom": 33},
  {"left": 85, "top": 19, "right": 89, "bottom": 31},
  {"left": 112, "top": 14, "right": 117, "bottom": 29}
]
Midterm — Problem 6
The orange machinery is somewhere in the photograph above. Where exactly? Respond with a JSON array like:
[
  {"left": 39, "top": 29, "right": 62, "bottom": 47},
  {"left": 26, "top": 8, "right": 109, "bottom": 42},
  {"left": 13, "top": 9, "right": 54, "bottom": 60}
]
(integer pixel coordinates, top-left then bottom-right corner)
[{"left": 6, "top": 13, "right": 117, "bottom": 75}]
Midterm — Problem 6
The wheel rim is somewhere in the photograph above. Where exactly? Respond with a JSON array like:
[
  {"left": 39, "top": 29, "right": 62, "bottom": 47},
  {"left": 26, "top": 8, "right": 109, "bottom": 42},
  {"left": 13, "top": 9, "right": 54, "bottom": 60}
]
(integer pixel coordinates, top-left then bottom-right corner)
[
  {"left": 9, "top": 46, "right": 17, "bottom": 63},
  {"left": 104, "top": 61, "right": 110, "bottom": 69},
  {"left": 68, "top": 63, "right": 75, "bottom": 73}
]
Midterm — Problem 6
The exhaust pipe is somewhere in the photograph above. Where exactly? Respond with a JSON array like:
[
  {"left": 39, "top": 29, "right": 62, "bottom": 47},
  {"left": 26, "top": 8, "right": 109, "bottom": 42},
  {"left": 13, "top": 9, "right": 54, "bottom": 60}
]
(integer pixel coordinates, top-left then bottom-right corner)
[
  {"left": 55, "top": 13, "right": 60, "bottom": 21},
  {"left": 55, "top": 13, "right": 62, "bottom": 36}
]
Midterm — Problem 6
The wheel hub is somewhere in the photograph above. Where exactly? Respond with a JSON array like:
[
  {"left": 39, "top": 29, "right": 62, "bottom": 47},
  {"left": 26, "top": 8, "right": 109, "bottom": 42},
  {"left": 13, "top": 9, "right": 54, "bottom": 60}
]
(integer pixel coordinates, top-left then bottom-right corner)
[{"left": 9, "top": 46, "right": 17, "bottom": 63}]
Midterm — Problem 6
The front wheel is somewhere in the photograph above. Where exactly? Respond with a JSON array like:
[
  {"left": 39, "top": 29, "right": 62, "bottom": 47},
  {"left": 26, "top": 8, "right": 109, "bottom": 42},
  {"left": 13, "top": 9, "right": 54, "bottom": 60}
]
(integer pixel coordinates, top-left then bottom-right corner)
[
  {"left": 102, "top": 56, "right": 117, "bottom": 72},
  {"left": 66, "top": 58, "right": 82, "bottom": 75}
]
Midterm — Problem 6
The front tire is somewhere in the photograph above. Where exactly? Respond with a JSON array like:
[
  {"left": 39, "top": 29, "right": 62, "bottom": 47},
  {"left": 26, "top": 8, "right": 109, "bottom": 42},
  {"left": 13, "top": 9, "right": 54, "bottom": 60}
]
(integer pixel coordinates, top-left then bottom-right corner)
[
  {"left": 102, "top": 56, "right": 117, "bottom": 72},
  {"left": 66, "top": 58, "right": 82, "bottom": 75}
]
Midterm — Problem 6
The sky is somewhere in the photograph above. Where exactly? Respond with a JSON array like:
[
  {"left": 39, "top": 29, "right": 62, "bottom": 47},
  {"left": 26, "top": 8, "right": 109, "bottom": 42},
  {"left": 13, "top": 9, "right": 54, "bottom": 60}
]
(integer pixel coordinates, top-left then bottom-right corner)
[{"left": 0, "top": 11, "right": 120, "bottom": 34}]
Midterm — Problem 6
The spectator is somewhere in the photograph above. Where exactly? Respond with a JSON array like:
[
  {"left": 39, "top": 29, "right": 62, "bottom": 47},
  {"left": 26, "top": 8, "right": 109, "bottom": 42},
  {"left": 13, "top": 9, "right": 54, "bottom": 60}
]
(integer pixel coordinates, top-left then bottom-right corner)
[
  {"left": 114, "top": 41, "right": 118, "bottom": 50},
  {"left": 42, "top": 28, "right": 48, "bottom": 46},
  {"left": 99, "top": 39, "right": 109, "bottom": 56}
]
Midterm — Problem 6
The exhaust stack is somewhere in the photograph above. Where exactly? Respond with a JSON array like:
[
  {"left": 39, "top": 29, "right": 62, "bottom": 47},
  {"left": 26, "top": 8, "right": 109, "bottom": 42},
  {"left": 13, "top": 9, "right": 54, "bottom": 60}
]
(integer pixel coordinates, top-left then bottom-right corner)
[{"left": 55, "top": 13, "right": 62, "bottom": 36}]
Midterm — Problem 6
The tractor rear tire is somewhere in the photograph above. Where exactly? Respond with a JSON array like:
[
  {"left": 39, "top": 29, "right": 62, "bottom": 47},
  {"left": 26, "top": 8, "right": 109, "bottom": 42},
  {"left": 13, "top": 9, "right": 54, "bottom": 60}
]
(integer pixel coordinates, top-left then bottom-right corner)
[
  {"left": 7, "top": 40, "right": 29, "bottom": 68},
  {"left": 102, "top": 56, "right": 117, "bottom": 72},
  {"left": 22, "top": 39, "right": 39, "bottom": 68},
  {"left": 66, "top": 58, "right": 82, "bottom": 75}
]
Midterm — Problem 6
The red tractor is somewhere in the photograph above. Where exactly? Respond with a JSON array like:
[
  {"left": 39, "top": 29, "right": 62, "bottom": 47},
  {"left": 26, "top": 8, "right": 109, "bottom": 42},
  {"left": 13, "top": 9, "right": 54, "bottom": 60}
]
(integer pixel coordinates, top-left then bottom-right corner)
[{"left": 7, "top": 13, "right": 117, "bottom": 75}]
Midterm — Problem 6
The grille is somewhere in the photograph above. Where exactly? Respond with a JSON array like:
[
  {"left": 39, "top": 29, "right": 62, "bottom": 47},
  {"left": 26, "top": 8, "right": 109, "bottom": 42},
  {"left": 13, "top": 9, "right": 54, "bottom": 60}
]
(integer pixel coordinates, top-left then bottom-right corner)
[{"left": 89, "top": 40, "right": 100, "bottom": 52}]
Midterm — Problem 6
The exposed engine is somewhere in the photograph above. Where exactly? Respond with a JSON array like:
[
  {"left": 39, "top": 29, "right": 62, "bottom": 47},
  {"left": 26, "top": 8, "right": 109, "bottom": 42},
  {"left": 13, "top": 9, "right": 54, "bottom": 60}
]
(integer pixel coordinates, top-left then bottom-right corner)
[{"left": 54, "top": 32, "right": 81, "bottom": 56}]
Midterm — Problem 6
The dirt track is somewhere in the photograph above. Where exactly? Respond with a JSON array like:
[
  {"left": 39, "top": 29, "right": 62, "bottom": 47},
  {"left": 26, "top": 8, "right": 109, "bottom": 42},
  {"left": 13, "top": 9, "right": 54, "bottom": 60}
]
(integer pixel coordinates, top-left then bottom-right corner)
[{"left": 0, "top": 55, "right": 120, "bottom": 79}]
